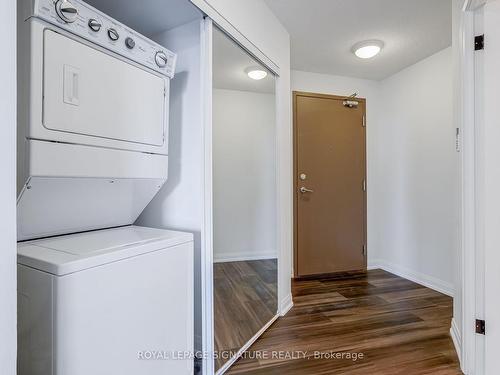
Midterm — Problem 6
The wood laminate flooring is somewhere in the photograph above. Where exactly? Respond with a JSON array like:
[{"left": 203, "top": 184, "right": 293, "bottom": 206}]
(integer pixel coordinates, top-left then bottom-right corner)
[
  {"left": 227, "top": 269, "right": 462, "bottom": 375},
  {"left": 214, "top": 259, "right": 278, "bottom": 371}
]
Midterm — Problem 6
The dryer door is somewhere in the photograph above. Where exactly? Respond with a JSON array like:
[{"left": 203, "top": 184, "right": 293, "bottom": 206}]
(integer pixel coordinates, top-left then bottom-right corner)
[{"left": 43, "top": 30, "right": 166, "bottom": 148}]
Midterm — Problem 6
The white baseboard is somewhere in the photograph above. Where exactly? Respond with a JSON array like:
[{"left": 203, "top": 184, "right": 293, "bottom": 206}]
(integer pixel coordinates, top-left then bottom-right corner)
[
  {"left": 213, "top": 251, "right": 277, "bottom": 263},
  {"left": 368, "top": 259, "right": 455, "bottom": 297},
  {"left": 450, "top": 317, "right": 462, "bottom": 362},
  {"left": 367, "top": 259, "right": 382, "bottom": 270},
  {"left": 279, "top": 293, "right": 293, "bottom": 316}
]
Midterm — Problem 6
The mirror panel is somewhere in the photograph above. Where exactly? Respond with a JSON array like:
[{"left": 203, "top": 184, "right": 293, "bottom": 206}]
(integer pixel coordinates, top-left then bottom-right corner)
[{"left": 212, "top": 26, "right": 278, "bottom": 372}]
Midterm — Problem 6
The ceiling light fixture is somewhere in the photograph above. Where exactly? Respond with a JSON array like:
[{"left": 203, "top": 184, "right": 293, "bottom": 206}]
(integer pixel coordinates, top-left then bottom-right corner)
[
  {"left": 245, "top": 66, "right": 268, "bottom": 80},
  {"left": 352, "top": 40, "right": 384, "bottom": 59}
]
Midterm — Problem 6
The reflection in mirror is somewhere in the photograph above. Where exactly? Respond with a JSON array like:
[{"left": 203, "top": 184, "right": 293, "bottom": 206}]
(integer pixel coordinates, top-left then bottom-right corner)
[{"left": 212, "top": 26, "right": 278, "bottom": 372}]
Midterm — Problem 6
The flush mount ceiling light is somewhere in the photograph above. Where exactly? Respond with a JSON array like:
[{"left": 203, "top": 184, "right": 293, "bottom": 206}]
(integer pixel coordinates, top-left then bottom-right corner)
[
  {"left": 352, "top": 40, "right": 384, "bottom": 59},
  {"left": 245, "top": 66, "right": 268, "bottom": 80}
]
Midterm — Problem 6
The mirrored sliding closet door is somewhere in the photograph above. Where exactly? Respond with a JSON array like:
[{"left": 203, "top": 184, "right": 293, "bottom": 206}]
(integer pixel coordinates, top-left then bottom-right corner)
[{"left": 212, "top": 26, "right": 278, "bottom": 373}]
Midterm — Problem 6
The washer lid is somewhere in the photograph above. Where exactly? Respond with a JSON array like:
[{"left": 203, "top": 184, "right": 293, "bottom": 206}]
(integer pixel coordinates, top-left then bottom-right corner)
[{"left": 17, "top": 226, "right": 193, "bottom": 276}]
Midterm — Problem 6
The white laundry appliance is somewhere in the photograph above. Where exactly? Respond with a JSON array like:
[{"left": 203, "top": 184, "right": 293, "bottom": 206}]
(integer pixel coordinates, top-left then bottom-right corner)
[
  {"left": 17, "top": 0, "right": 177, "bottom": 240},
  {"left": 16, "top": 1, "right": 193, "bottom": 374},
  {"left": 18, "top": 226, "right": 194, "bottom": 375}
]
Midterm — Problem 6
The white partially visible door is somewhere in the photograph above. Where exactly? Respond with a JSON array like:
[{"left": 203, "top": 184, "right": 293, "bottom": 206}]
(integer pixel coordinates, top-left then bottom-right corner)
[{"left": 480, "top": 1, "right": 500, "bottom": 373}]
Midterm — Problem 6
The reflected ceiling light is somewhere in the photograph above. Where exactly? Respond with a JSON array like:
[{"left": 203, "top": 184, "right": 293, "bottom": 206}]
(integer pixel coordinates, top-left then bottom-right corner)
[
  {"left": 245, "top": 66, "right": 268, "bottom": 80},
  {"left": 352, "top": 40, "right": 384, "bottom": 59}
]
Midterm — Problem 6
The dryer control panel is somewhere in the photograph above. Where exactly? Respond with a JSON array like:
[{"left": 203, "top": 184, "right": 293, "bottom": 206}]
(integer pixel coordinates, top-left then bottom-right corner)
[{"left": 30, "top": 0, "right": 177, "bottom": 78}]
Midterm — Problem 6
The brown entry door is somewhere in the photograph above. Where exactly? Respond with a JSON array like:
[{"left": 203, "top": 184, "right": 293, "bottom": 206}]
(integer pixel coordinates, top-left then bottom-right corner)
[{"left": 294, "top": 92, "right": 367, "bottom": 277}]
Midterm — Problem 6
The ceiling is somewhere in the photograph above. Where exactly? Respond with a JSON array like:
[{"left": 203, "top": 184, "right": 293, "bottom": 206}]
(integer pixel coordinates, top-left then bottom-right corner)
[
  {"left": 213, "top": 28, "right": 275, "bottom": 94},
  {"left": 85, "top": 0, "right": 202, "bottom": 36},
  {"left": 264, "top": 0, "right": 452, "bottom": 80}
]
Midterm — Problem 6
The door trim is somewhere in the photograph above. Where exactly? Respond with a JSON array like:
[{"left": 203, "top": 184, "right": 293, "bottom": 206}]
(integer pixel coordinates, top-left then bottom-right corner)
[
  {"left": 458, "top": 1, "right": 487, "bottom": 373},
  {"left": 292, "top": 91, "right": 367, "bottom": 278}
]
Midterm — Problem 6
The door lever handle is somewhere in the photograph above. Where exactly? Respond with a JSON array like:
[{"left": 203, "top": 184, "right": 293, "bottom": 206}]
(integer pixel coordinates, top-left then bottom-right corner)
[{"left": 299, "top": 187, "right": 314, "bottom": 194}]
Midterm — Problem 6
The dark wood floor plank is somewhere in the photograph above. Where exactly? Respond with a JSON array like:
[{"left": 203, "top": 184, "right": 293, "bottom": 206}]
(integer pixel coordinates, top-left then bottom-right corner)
[{"left": 227, "top": 269, "right": 461, "bottom": 374}]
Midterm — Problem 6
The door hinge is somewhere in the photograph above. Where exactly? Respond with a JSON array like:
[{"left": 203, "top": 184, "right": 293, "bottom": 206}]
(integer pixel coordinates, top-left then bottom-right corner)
[
  {"left": 475, "top": 34, "right": 484, "bottom": 51},
  {"left": 362, "top": 115, "right": 366, "bottom": 127},
  {"left": 362, "top": 179, "right": 366, "bottom": 192},
  {"left": 362, "top": 244, "right": 367, "bottom": 256},
  {"left": 476, "top": 319, "right": 485, "bottom": 335}
]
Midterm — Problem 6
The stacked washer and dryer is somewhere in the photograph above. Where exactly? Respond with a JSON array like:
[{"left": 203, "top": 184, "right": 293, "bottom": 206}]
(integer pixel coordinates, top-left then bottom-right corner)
[{"left": 16, "top": 0, "right": 194, "bottom": 374}]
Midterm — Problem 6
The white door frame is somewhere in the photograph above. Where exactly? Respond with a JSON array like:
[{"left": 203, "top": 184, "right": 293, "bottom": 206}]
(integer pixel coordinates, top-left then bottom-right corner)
[
  {"left": 200, "top": 17, "right": 215, "bottom": 375},
  {"left": 1, "top": 0, "right": 18, "bottom": 373}
]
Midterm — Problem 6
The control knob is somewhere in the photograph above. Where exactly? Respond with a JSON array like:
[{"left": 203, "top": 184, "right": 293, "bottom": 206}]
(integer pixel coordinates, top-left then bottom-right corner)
[
  {"left": 125, "top": 37, "right": 135, "bottom": 49},
  {"left": 155, "top": 51, "right": 168, "bottom": 68},
  {"left": 55, "top": 0, "right": 78, "bottom": 23},
  {"left": 107, "top": 28, "right": 119, "bottom": 41},
  {"left": 88, "top": 19, "right": 102, "bottom": 32}
]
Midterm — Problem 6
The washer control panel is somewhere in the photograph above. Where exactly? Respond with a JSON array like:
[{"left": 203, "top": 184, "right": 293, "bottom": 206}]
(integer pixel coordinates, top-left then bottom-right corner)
[{"left": 32, "top": 0, "right": 177, "bottom": 78}]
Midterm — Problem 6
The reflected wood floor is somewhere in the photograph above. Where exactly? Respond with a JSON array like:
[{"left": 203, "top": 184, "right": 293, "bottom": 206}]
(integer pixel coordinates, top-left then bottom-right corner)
[
  {"left": 228, "top": 269, "right": 462, "bottom": 374},
  {"left": 214, "top": 259, "right": 277, "bottom": 371}
]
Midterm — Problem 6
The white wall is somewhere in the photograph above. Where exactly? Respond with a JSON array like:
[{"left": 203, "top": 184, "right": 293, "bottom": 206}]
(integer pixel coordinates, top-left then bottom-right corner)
[
  {"left": 213, "top": 89, "right": 276, "bottom": 262},
  {"left": 136, "top": 19, "right": 204, "bottom": 351},
  {"left": 0, "top": 0, "right": 17, "bottom": 373},
  {"left": 375, "top": 47, "right": 456, "bottom": 296},
  {"left": 291, "top": 70, "right": 381, "bottom": 263},
  {"left": 291, "top": 48, "right": 456, "bottom": 296}
]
